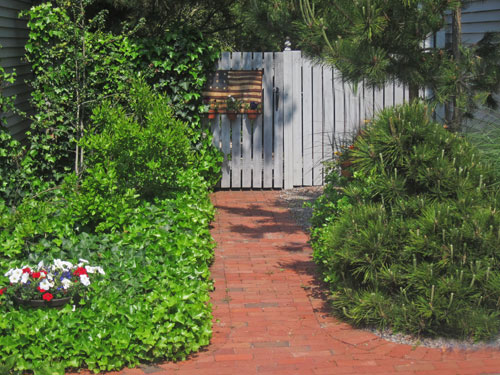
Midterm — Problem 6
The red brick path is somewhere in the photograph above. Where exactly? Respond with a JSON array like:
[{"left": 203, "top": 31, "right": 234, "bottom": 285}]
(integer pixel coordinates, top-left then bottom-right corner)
[{"left": 75, "top": 191, "right": 500, "bottom": 375}]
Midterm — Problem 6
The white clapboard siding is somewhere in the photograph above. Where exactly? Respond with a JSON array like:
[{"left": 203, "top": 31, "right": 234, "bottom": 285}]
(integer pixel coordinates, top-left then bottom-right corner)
[
  {"left": 211, "top": 50, "right": 409, "bottom": 189},
  {"left": 0, "top": 0, "right": 33, "bottom": 141}
]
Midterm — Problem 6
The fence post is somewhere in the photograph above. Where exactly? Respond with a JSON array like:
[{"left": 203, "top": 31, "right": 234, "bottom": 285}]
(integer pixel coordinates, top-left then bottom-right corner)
[{"left": 283, "top": 41, "right": 295, "bottom": 189}]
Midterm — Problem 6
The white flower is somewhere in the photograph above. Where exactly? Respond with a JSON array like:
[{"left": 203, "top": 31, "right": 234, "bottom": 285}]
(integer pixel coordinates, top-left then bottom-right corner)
[
  {"left": 72, "top": 305, "right": 76, "bottom": 312},
  {"left": 79, "top": 258, "right": 89, "bottom": 264},
  {"left": 21, "top": 272, "right": 30, "bottom": 284},
  {"left": 85, "top": 266, "right": 105, "bottom": 275},
  {"left": 53, "top": 259, "right": 73, "bottom": 271},
  {"left": 61, "top": 278, "right": 72, "bottom": 290},
  {"left": 39, "top": 278, "right": 53, "bottom": 291},
  {"left": 37, "top": 260, "right": 45, "bottom": 269},
  {"left": 7, "top": 269, "right": 23, "bottom": 284},
  {"left": 80, "top": 275, "right": 91, "bottom": 286}
]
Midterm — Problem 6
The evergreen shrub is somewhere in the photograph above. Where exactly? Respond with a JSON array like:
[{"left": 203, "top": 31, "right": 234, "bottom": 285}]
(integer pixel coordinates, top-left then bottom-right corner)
[{"left": 312, "top": 102, "right": 500, "bottom": 340}]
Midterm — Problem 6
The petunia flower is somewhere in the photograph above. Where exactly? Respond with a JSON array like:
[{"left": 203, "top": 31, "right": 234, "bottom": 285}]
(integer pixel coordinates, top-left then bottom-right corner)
[
  {"left": 80, "top": 275, "right": 91, "bottom": 287},
  {"left": 42, "top": 293, "right": 53, "bottom": 302}
]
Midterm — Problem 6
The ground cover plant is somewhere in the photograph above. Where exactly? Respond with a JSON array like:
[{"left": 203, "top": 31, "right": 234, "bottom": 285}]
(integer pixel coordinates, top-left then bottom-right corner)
[
  {"left": 0, "top": 74, "right": 221, "bottom": 373},
  {"left": 311, "top": 102, "right": 500, "bottom": 341}
]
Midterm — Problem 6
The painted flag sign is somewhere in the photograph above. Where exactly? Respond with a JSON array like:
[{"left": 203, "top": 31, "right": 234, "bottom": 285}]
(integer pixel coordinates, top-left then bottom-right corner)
[{"left": 203, "top": 70, "right": 263, "bottom": 113}]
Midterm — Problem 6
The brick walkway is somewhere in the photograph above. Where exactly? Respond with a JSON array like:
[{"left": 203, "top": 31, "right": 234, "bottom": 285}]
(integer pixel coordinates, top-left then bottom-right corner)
[{"left": 83, "top": 191, "right": 500, "bottom": 375}]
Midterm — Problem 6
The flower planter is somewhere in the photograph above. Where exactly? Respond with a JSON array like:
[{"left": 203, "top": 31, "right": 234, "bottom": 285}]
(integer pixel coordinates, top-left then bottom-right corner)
[
  {"left": 247, "top": 110, "right": 259, "bottom": 120},
  {"left": 227, "top": 112, "right": 238, "bottom": 121},
  {"left": 207, "top": 110, "right": 217, "bottom": 120},
  {"left": 13, "top": 295, "right": 74, "bottom": 308}
]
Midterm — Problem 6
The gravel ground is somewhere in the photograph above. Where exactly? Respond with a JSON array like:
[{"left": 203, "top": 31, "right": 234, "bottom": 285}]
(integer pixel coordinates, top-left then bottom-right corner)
[{"left": 279, "top": 186, "right": 500, "bottom": 350}]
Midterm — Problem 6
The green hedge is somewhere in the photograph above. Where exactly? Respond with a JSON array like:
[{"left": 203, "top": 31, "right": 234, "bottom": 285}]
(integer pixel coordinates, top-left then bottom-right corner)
[{"left": 312, "top": 102, "right": 500, "bottom": 341}]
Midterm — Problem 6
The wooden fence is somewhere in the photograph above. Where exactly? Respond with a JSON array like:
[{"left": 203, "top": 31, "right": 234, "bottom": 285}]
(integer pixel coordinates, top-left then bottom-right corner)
[{"left": 208, "top": 50, "right": 409, "bottom": 189}]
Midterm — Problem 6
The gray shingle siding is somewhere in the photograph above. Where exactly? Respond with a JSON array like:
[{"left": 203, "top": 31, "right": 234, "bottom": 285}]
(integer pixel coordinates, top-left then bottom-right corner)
[{"left": 0, "top": 0, "right": 33, "bottom": 140}]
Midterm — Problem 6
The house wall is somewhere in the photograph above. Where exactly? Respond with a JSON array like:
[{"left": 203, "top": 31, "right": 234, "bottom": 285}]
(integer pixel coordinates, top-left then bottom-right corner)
[
  {"left": 0, "top": 0, "right": 33, "bottom": 140},
  {"left": 445, "top": 0, "right": 500, "bottom": 45}
]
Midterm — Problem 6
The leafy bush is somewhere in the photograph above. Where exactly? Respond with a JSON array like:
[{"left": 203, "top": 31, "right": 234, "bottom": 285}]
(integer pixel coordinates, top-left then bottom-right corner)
[
  {"left": 312, "top": 102, "right": 500, "bottom": 340},
  {"left": 22, "top": 1, "right": 140, "bottom": 181},
  {"left": 83, "top": 81, "right": 194, "bottom": 200},
  {"left": 0, "top": 82, "right": 219, "bottom": 373},
  {"left": 0, "top": 192, "right": 214, "bottom": 373}
]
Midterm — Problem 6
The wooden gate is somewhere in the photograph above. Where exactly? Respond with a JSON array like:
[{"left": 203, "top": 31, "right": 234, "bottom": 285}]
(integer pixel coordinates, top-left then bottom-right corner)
[{"left": 208, "top": 50, "right": 409, "bottom": 189}]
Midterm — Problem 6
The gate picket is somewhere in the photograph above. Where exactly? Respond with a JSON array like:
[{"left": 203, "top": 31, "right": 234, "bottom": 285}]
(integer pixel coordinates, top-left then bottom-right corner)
[
  {"left": 218, "top": 52, "right": 231, "bottom": 188},
  {"left": 302, "top": 59, "right": 313, "bottom": 186},
  {"left": 252, "top": 52, "right": 264, "bottom": 188},
  {"left": 263, "top": 53, "right": 274, "bottom": 188}
]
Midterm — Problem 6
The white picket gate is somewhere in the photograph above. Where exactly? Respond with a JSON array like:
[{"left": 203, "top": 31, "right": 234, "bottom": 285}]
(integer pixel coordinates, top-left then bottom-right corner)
[{"left": 208, "top": 50, "right": 409, "bottom": 189}]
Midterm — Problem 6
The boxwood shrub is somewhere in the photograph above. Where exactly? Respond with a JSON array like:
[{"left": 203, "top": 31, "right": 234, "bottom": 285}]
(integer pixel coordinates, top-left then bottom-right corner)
[{"left": 312, "top": 102, "right": 500, "bottom": 341}]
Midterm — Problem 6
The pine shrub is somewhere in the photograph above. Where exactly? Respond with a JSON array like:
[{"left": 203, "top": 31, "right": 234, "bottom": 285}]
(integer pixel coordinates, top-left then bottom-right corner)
[{"left": 313, "top": 102, "right": 500, "bottom": 340}]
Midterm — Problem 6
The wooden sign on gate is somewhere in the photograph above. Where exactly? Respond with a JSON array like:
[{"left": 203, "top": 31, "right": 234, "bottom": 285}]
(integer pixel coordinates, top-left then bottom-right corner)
[{"left": 202, "top": 70, "right": 263, "bottom": 113}]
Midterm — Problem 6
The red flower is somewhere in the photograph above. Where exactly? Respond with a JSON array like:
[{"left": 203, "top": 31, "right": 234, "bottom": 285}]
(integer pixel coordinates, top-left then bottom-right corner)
[
  {"left": 73, "top": 267, "right": 87, "bottom": 277},
  {"left": 32, "top": 272, "right": 41, "bottom": 279},
  {"left": 349, "top": 145, "right": 355, "bottom": 150},
  {"left": 43, "top": 293, "right": 53, "bottom": 302},
  {"left": 37, "top": 286, "right": 46, "bottom": 293},
  {"left": 0, "top": 288, "right": 6, "bottom": 295},
  {"left": 22, "top": 267, "right": 31, "bottom": 274}
]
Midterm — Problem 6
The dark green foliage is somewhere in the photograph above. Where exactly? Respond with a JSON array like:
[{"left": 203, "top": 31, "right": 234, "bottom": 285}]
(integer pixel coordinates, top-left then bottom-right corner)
[
  {"left": 135, "top": 28, "right": 220, "bottom": 124},
  {"left": 312, "top": 102, "right": 500, "bottom": 340}
]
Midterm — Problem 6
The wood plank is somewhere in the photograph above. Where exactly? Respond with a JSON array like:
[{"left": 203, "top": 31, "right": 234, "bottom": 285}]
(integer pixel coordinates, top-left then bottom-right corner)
[
  {"left": 220, "top": 116, "right": 231, "bottom": 188},
  {"left": 374, "top": 85, "right": 385, "bottom": 114},
  {"left": 1, "top": 0, "right": 34, "bottom": 11},
  {"left": 394, "top": 81, "right": 405, "bottom": 106},
  {"left": 461, "top": 0, "right": 500, "bottom": 13},
  {"left": 0, "top": 27, "right": 29, "bottom": 39},
  {"left": 210, "top": 115, "right": 220, "bottom": 149},
  {"left": 274, "top": 52, "right": 284, "bottom": 188},
  {"left": 312, "top": 63, "right": 323, "bottom": 185},
  {"left": 0, "top": 37, "right": 28, "bottom": 48},
  {"left": 0, "top": 17, "right": 27, "bottom": 30},
  {"left": 252, "top": 52, "right": 264, "bottom": 188},
  {"left": 344, "top": 81, "right": 359, "bottom": 142},
  {"left": 282, "top": 50, "right": 294, "bottom": 188},
  {"left": 231, "top": 52, "right": 242, "bottom": 188},
  {"left": 0, "top": 47, "right": 25, "bottom": 59},
  {"left": 384, "top": 81, "right": 395, "bottom": 108},
  {"left": 241, "top": 52, "right": 253, "bottom": 188},
  {"left": 334, "top": 71, "right": 345, "bottom": 145},
  {"left": 218, "top": 52, "right": 232, "bottom": 188},
  {"left": 0, "top": 7, "right": 24, "bottom": 19},
  {"left": 323, "top": 66, "right": 335, "bottom": 166},
  {"left": 302, "top": 59, "right": 313, "bottom": 186},
  {"left": 291, "top": 51, "right": 302, "bottom": 186},
  {"left": 263, "top": 52, "right": 274, "bottom": 188}
]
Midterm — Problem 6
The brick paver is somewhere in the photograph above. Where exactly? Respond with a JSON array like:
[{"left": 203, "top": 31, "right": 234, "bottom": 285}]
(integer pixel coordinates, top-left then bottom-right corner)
[{"left": 69, "top": 190, "right": 500, "bottom": 375}]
